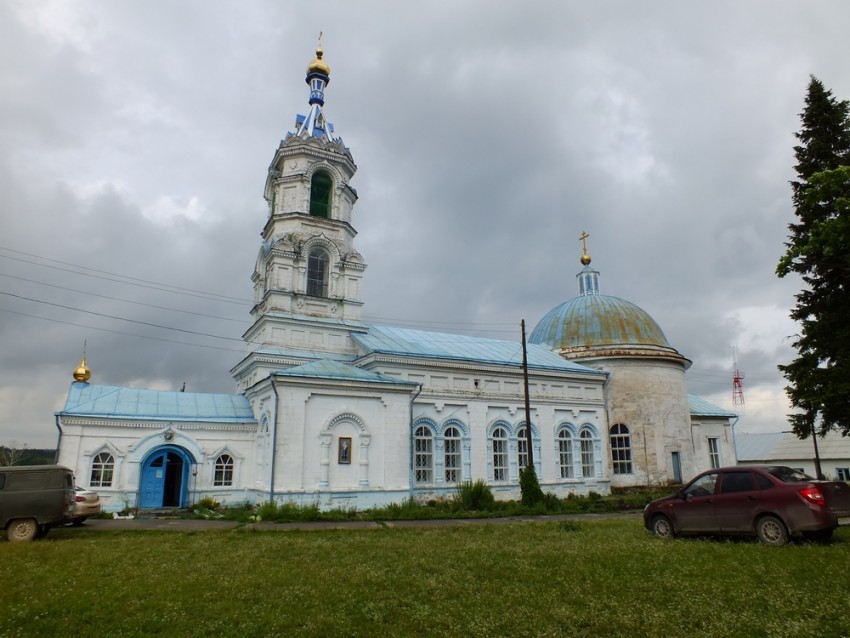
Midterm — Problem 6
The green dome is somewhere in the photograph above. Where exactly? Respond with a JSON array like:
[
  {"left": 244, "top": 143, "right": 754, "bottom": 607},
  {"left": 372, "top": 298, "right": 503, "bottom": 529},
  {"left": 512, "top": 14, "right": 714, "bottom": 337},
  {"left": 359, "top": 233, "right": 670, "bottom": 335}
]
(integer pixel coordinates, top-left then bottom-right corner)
[{"left": 529, "top": 294, "right": 670, "bottom": 351}]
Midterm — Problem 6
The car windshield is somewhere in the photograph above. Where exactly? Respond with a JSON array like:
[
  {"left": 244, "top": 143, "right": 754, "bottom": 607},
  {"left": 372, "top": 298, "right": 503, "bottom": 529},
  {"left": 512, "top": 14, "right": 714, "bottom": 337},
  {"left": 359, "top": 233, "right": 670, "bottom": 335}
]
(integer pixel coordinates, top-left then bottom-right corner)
[{"left": 764, "top": 466, "right": 815, "bottom": 483}]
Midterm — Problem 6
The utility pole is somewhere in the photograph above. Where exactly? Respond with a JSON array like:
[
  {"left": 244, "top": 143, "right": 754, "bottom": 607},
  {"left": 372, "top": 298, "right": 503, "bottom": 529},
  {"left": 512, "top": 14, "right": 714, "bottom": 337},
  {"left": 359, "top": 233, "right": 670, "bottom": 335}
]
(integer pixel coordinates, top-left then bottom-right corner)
[{"left": 521, "top": 320, "right": 534, "bottom": 470}]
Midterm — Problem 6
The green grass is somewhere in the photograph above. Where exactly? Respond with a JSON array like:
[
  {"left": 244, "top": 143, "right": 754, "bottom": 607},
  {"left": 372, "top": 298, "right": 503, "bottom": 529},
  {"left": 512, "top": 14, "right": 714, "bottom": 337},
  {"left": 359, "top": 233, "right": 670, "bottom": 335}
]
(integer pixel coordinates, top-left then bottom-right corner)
[{"left": 2, "top": 520, "right": 849, "bottom": 637}]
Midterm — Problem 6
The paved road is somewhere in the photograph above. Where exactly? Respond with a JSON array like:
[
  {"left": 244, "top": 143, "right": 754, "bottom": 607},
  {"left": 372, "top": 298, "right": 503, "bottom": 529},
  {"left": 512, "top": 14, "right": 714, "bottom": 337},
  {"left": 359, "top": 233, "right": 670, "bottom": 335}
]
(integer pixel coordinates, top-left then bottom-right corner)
[{"left": 78, "top": 510, "right": 643, "bottom": 533}]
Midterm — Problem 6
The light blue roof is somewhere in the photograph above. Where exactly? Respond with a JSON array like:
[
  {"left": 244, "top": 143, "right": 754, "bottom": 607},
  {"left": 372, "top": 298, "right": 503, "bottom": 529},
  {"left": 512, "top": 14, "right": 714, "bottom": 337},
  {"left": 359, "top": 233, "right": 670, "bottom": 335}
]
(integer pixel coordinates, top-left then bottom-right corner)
[
  {"left": 59, "top": 382, "right": 255, "bottom": 423},
  {"left": 273, "top": 358, "right": 417, "bottom": 385},
  {"left": 688, "top": 395, "right": 737, "bottom": 418},
  {"left": 353, "top": 325, "right": 605, "bottom": 375}
]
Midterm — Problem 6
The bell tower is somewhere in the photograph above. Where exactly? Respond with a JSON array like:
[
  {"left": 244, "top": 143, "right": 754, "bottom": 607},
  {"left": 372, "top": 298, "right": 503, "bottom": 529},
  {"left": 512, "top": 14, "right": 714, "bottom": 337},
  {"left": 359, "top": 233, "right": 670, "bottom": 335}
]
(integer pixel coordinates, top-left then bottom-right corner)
[{"left": 234, "top": 41, "right": 368, "bottom": 389}]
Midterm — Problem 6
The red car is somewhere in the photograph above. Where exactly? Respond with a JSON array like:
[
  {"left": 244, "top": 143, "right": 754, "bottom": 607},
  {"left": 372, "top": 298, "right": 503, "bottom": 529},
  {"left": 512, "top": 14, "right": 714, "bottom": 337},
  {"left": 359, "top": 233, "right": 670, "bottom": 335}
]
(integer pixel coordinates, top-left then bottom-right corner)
[{"left": 644, "top": 465, "right": 850, "bottom": 545}]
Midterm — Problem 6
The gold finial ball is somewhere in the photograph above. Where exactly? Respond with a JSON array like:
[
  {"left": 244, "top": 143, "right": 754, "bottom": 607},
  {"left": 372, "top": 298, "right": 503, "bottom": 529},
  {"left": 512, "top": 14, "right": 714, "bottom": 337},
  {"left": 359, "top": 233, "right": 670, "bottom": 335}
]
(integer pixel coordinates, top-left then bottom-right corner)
[
  {"left": 307, "top": 46, "right": 331, "bottom": 76},
  {"left": 73, "top": 358, "right": 91, "bottom": 383},
  {"left": 580, "top": 252, "right": 592, "bottom": 266}
]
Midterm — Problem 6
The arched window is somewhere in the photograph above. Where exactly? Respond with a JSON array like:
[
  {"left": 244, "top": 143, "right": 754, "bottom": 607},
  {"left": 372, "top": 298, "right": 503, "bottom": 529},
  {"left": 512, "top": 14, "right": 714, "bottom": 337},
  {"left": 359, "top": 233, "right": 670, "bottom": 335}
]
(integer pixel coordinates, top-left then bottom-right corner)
[
  {"left": 580, "top": 428, "right": 595, "bottom": 478},
  {"left": 558, "top": 428, "right": 574, "bottom": 479},
  {"left": 414, "top": 426, "right": 433, "bottom": 484},
  {"left": 306, "top": 248, "right": 329, "bottom": 297},
  {"left": 517, "top": 426, "right": 531, "bottom": 472},
  {"left": 443, "top": 426, "right": 461, "bottom": 484},
  {"left": 214, "top": 454, "right": 234, "bottom": 486},
  {"left": 309, "top": 170, "right": 333, "bottom": 218},
  {"left": 90, "top": 452, "right": 114, "bottom": 487},
  {"left": 610, "top": 423, "right": 633, "bottom": 475},
  {"left": 492, "top": 427, "right": 508, "bottom": 482}
]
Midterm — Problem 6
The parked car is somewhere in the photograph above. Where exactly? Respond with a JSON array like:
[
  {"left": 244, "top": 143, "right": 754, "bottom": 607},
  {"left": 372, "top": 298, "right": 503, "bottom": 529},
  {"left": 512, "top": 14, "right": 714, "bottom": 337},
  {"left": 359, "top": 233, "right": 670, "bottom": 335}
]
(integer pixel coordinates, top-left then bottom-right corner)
[
  {"left": 0, "top": 465, "right": 76, "bottom": 541},
  {"left": 71, "top": 486, "right": 102, "bottom": 525},
  {"left": 644, "top": 465, "right": 850, "bottom": 546}
]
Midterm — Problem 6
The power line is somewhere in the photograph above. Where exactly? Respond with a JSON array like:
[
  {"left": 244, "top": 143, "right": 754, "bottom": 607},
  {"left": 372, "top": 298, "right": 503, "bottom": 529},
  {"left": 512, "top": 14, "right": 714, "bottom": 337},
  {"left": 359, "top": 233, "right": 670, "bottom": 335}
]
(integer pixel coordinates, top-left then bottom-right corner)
[
  {"left": 0, "top": 273, "right": 249, "bottom": 324},
  {"left": 0, "top": 247, "right": 250, "bottom": 305},
  {"left": 0, "top": 308, "right": 245, "bottom": 353},
  {"left": 1, "top": 291, "right": 244, "bottom": 343}
]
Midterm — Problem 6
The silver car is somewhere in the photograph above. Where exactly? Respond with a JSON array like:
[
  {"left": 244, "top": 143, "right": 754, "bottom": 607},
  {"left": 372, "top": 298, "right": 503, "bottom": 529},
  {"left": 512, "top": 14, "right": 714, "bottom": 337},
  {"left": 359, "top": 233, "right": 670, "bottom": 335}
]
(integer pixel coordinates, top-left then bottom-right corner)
[{"left": 71, "top": 486, "right": 102, "bottom": 525}]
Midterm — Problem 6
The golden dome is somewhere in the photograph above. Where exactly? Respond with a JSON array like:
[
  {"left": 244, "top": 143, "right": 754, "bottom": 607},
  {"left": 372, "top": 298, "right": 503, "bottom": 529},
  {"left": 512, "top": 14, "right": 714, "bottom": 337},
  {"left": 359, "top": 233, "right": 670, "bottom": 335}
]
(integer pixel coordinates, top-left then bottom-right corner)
[
  {"left": 73, "top": 356, "right": 91, "bottom": 383},
  {"left": 307, "top": 46, "right": 330, "bottom": 76},
  {"left": 580, "top": 252, "right": 592, "bottom": 266}
]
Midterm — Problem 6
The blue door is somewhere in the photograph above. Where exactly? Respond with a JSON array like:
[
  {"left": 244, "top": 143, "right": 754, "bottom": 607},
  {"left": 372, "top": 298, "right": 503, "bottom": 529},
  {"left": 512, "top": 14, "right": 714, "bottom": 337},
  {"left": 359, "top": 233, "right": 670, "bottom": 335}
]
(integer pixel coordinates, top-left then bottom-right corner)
[{"left": 139, "top": 447, "right": 191, "bottom": 508}]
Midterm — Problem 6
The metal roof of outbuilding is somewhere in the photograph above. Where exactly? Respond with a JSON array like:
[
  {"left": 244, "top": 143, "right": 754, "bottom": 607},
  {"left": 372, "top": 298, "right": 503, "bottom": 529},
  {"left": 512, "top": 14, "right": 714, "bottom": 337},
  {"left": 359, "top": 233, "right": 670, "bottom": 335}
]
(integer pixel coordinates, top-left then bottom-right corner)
[{"left": 688, "top": 395, "right": 737, "bottom": 418}]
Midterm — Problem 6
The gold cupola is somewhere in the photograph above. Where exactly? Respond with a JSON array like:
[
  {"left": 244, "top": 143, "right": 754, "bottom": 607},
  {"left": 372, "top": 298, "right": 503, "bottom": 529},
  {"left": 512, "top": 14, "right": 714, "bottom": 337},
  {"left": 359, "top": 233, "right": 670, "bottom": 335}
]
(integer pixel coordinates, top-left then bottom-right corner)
[
  {"left": 307, "top": 35, "right": 330, "bottom": 76},
  {"left": 73, "top": 355, "right": 91, "bottom": 383}
]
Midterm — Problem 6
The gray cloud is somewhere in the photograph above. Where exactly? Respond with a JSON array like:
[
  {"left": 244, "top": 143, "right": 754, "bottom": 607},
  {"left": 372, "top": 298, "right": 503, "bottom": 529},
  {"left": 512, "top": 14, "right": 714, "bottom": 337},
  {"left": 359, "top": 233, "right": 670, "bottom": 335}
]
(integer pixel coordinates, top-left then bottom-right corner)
[{"left": 2, "top": 1, "right": 849, "bottom": 446}]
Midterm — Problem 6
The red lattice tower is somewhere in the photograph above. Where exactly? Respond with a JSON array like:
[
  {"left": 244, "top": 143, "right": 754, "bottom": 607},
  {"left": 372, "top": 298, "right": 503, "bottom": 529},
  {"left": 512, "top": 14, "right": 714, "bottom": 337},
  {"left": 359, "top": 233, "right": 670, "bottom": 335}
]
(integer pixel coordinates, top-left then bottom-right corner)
[{"left": 732, "top": 347, "right": 745, "bottom": 406}]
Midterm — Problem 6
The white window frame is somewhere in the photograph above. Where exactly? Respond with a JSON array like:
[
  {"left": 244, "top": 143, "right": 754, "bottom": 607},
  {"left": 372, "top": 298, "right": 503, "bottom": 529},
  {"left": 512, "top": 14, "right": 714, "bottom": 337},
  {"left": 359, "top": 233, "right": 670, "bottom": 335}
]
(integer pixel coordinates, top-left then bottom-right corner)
[
  {"left": 213, "top": 454, "right": 234, "bottom": 487},
  {"left": 558, "top": 428, "right": 574, "bottom": 479},
  {"left": 610, "top": 423, "right": 633, "bottom": 475},
  {"left": 414, "top": 425, "right": 434, "bottom": 484},
  {"left": 492, "top": 427, "right": 508, "bottom": 482},
  {"left": 90, "top": 452, "right": 115, "bottom": 487},
  {"left": 707, "top": 437, "right": 721, "bottom": 469},
  {"left": 443, "top": 426, "right": 461, "bottom": 484}
]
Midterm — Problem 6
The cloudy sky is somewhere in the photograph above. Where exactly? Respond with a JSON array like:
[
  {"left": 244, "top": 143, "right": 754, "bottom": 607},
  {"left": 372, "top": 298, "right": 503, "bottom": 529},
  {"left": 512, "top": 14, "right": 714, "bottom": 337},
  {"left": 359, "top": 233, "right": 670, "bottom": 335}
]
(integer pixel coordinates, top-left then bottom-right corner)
[{"left": 2, "top": 1, "right": 849, "bottom": 448}]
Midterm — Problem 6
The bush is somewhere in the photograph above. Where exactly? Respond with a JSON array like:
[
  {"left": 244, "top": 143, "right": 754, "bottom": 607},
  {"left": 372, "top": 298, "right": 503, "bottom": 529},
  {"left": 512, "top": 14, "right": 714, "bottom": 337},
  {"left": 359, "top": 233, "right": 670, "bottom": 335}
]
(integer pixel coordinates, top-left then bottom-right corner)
[
  {"left": 455, "top": 480, "right": 495, "bottom": 511},
  {"left": 195, "top": 496, "right": 220, "bottom": 511},
  {"left": 519, "top": 466, "right": 544, "bottom": 507}
]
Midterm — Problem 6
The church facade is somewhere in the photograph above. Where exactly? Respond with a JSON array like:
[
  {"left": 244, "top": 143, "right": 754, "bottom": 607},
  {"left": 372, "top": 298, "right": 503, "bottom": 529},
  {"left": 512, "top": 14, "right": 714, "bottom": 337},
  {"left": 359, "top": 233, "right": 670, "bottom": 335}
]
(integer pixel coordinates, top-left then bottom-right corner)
[{"left": 56, "top": 46, "right": 735, "bottom": 512}]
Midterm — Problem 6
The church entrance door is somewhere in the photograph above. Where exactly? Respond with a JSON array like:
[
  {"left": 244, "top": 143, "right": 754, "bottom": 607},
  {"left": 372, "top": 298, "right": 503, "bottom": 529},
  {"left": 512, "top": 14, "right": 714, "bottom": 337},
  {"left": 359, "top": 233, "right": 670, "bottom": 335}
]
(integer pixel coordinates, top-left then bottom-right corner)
[{"left": 139, "top": 446, "right": 192, "bottom": 509}]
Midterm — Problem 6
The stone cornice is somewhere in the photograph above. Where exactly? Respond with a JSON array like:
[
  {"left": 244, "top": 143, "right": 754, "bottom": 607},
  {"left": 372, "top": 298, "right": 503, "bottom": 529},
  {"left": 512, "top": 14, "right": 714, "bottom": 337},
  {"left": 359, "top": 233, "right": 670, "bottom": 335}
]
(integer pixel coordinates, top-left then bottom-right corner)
[
  {"left": 59, "top": 417, "right": 257, "bottom": 430},
  {"left": 356, "top": 353, "right": 606, "bottom": 383}
]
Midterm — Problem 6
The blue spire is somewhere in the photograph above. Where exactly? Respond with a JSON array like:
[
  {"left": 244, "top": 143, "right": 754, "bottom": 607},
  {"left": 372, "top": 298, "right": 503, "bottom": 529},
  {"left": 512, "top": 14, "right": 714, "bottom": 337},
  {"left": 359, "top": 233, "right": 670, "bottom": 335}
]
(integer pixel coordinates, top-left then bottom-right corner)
[{"left": 295, "top": 36, "right": 339, "bottom": 141}]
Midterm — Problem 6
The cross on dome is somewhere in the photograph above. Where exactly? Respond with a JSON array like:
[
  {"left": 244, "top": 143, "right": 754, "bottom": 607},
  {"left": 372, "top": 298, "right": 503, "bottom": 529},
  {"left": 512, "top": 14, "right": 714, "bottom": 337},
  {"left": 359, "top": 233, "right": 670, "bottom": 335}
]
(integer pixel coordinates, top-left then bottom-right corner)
[{"left": 295, "top": 34, "right": 339, "bottom": 141}]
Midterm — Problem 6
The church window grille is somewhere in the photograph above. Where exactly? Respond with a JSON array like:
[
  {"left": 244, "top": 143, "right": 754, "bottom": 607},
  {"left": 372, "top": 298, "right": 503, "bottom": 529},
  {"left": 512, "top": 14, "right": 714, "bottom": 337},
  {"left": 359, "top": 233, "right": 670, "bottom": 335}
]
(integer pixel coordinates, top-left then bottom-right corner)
[
  {"left": 707, "top": 437, "right": 721, "bottom": 469},
  {"left": 443, "top": 426, "right": 461, "bottom": 484},
  {"left": 558, "top": 429, "right": 574, "bottom": 479},
  {"left": 306, "top": 249, "right": 329, "bottom": 297},
  {"left": 492, "top": 427, "right": 508, "bottom": 482},
  {"left": 610, "top": 423, "right": 633, "bottom": 475},
  {"left": 414, "top": 426, "right": 433, "bottom": 484},
  {"left": 309, "top": 171, "right": 333, "bottom": 218},
  {"left": 90, "top": 452, "right": 114, "bottom": 487},
  {"left": 580, "top": 429, "right": 595, "bottom": 478},
  {"left": 214, "top": 454, "right": 234, "bottom": 486}
]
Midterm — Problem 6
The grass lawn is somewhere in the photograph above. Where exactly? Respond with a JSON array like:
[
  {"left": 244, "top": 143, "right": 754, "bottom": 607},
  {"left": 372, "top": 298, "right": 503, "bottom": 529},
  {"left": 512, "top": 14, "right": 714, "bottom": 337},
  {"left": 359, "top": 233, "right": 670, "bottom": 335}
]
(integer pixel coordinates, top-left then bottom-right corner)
[{"left": 2, "top": 519, "right": 849, "bottom": 637}]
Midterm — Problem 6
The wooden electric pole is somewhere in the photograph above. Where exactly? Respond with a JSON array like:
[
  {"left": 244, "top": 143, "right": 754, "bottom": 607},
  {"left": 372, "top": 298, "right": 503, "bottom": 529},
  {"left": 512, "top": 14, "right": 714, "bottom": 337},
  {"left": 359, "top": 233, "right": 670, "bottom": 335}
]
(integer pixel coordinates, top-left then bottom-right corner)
[{"left": 521, "top": 319, "right": 534, "bottom": 470}]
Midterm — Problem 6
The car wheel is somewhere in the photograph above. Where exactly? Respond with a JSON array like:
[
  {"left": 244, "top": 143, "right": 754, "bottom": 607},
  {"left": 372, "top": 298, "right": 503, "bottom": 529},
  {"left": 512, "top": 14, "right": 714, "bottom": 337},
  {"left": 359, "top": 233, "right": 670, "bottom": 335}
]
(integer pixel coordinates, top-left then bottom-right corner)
[
  {"left": 6, "top": 518, "right": 38, "bottom": 542},
  {"left": 651, "top": 514, "right": 675, "bottom": 539},
  {"left": 72, "top": 517, "right": 87, "bottom": 526},
  {"left": 756, "top": 515, "right": 789, "bottom": 546},
  {"left": 802, "top": 529, "right": 833, "bottom": 542}
]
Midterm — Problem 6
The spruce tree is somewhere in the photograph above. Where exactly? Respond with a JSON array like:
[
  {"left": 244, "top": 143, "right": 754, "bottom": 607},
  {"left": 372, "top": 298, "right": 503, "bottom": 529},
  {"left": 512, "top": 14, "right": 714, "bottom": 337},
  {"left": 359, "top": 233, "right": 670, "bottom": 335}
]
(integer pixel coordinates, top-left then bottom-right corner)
[{"left": 777, "top": 76, "right": 850, "bottom": 438}]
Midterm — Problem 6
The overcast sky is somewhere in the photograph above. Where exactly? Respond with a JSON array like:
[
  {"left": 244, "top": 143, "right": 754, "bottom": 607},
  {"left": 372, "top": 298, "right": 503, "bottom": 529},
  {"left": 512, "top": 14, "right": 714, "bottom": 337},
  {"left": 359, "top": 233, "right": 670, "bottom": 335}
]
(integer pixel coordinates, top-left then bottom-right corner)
[{"left": 2, "top": 1, "right": 849, "bottom": 448}]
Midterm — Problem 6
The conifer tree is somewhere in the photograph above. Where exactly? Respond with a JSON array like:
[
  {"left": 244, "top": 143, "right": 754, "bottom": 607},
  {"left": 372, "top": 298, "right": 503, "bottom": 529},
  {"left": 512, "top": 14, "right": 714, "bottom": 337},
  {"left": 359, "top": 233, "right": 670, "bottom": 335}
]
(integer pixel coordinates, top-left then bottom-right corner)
[{"left": 777, "top": 76, "right": 850, "bottom": 438}]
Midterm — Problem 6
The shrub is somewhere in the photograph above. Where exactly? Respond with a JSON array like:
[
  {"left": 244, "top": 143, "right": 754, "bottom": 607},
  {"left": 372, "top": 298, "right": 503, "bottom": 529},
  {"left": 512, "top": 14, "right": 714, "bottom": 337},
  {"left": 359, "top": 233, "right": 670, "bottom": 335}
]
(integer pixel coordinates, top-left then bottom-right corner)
[
  {"left": 455, "top": 480, "right": 495, "bottom": 511},
  {"left": 195, "top": 496, "right": 220, "bottom": 511},
  {"left": 519, "top": 466, "right": 544, "bottom": 507}
]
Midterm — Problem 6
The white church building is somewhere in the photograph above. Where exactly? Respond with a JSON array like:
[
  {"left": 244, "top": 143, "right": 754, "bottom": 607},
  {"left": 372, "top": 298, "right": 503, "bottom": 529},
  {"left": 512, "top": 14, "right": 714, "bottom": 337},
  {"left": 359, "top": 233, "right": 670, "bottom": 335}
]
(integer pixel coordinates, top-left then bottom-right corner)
[{"left": 56, "top": 45, "right": 736, "bottom": 512}]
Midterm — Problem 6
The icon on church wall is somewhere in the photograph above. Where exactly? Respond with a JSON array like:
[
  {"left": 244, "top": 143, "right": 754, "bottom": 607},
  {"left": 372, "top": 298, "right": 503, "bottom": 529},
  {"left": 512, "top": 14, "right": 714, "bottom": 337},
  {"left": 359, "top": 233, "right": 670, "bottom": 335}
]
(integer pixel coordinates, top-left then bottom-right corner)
[{"left": 338, "top": 437, "right": 352, "bottom": 464}]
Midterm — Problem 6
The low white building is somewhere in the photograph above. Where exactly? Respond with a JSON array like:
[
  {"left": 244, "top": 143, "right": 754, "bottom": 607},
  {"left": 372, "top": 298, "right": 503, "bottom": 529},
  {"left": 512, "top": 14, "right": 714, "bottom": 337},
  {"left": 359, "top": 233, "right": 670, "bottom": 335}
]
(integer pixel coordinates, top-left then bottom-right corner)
[
  {"left": 736, "top": 431, "right": 850, "bottom": 481},
  {"left": 56, "top": 44, "right": 735, "bottom": 512}
]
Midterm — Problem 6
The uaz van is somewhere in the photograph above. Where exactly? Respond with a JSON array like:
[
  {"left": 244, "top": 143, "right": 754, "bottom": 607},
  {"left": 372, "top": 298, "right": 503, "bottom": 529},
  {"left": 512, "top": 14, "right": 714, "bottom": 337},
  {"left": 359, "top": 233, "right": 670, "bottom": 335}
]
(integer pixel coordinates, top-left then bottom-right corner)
[{"left": 0, "top": 465, "right": 76, "bottom": 541}]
